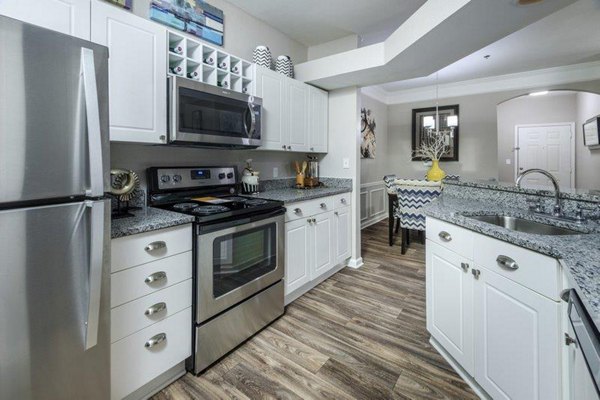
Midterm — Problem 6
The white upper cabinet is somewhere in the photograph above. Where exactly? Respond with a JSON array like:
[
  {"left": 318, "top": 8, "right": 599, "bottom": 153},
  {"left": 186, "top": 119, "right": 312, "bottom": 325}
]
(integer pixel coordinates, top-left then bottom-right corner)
[
  {"left": 255, "top": 66, "right": 328, "bottom": 153},
  {"left": 309, "top": 86, "right": 328, "bottom": 153},
  {"left": 0, "top": 0, "right": 91, "bottom": 39},
  {"left": 91, "top": 1, "right": 167, "bottom": 144},
  {"left": 255, "top": 66, "right": 286, "bottom": 151},
  {"left": 287, "top": 79, "right": 309, "bottom": 152}
]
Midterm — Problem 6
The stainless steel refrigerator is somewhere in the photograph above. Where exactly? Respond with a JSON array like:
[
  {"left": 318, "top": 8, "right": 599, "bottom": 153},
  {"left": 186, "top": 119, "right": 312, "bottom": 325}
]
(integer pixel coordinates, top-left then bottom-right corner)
[{"left": 0, "top": 16, "right": 111, "bottom": 400}]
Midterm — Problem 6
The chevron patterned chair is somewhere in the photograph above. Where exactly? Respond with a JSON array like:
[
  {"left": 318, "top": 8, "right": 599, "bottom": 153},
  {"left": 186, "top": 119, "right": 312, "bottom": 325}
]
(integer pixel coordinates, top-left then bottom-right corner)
[
  {"left": 395, "top": 179, "right": 443, "bottom": 254},
  {"left": 383, "top": 175, "right": 400, "bottom": 246}
]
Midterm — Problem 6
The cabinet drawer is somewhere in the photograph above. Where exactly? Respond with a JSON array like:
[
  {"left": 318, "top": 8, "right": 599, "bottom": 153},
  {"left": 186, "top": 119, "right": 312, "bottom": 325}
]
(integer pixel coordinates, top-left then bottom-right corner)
[
  {"left": 474, "top": 234, "right": 560, "bottom": 300},
  {"left": 111, "top": 224, "right": 192, "bottom": 273},
  {"left": 111, "top": 251, "right": 192, "bottom": 307},
  {"left": 426, "top": 218, "right": 474, "bottom": 259},
  {"left": 333, "top": 192, "right": 352, "bottom": 209},
  {"left": 285, "top": 197, "right": 334, "bottom": 221},
  {"left": 111, "top": 279, "right": 192, "bottom": 343},
  {"left": 111, "top": 308, "right": 191, "bottom": 400}
]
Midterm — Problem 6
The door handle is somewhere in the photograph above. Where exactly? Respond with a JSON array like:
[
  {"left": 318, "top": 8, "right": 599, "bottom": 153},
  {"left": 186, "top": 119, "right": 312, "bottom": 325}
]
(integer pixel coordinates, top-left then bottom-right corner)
[
  {"left": 438, "top": 231, "right": 452, "bottom": 242},
  {"left": 145, "top": 241, "right": 166, "bottom": 252},
  {"left": 244, "top": 101, "right": 256, "bottom": 138},
  {"left": 145, "top": 333, "right": 167, "bottom": 348},
  {"left": 496, "top": 255, "right": 518, "bottom": 270},
  {"left": 81, "top": 48, "right": 104, "bottom": 198},
  {"left": 145, "top": 302, "right": 167, "bottom": 316},
  {"left": 85, "top": 200, "right": 104, "bottom": 350},
  {"left": 145, "top": 271, "right": 167, "bottom": 284}
]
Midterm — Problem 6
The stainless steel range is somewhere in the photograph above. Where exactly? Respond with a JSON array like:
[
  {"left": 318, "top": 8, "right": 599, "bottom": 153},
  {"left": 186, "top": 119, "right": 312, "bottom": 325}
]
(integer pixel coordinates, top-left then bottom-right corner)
[{"left": 147, "top": 166, "right": 285, "bottom": 374}]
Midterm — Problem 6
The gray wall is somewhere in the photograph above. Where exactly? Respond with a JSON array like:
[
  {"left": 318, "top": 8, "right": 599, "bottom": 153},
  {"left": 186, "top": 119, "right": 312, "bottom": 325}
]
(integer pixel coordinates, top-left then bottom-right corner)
[
  {"left": 360, "top": 93, "right": 389, "bottom": 184},
  {"left": 497, "top": 93, "right": 578, "bottom": 182},
  {"left": 576, "top": 92, "right": 600, "bottom": 189},
  {"left": 131, "top": 0, "right": 307, "bottom": 63},
  {"left": 387, "top": 93, "right": 500, "bottom": 181}
]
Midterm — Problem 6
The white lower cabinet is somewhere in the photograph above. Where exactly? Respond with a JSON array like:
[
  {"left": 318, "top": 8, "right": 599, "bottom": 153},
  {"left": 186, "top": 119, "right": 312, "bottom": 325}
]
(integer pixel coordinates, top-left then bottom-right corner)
[
  {"left": 284, "top": 218, "right": 311, "bottom": 294},
  {"left": 565, "top": 317, "right": 600, "bottom": 400},
  {"left": 310, "top": 211, "right": 334, "bottom": 280},
  {"left": 473, "top": 267, "right": 560, "bottom": 400},
  {"left": 110, "top": 224, "right": 192, "bottom": 400},
  {"left": 426, "top": 241, "right": 474, "bottom": 375},
  {"left": 426, "top": 217, "right": 564, "bottom": 400},
  {"left": 284, "top": 194, "right": 351, "bottom": 300}
]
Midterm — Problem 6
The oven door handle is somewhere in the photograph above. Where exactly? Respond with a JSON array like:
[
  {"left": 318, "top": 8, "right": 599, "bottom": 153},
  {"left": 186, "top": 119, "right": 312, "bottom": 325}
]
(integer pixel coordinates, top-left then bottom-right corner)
[{"left": 197, "top": 208, "right": 285, "bottom": 235}]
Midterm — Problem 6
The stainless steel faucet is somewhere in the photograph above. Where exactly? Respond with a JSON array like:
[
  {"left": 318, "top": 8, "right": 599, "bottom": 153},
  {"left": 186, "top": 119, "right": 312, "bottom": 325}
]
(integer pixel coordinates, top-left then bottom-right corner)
[{"left": 516, "top": 168, "right": 562, "bottom": 216}]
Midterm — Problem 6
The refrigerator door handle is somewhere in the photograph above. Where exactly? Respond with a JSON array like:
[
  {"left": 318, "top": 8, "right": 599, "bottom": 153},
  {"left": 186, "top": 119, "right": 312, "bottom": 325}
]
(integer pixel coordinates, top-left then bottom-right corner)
[
  {"left": 85, "top": 200, "right": 104, "bottom": 350},
  {"left": 81, "top": 48, "right": 104, "bottom": 198}
]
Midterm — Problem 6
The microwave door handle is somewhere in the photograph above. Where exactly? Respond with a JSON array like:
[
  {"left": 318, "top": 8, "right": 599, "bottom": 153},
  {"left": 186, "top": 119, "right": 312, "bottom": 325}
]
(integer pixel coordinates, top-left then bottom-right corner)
[
  {"left": 81, "top": 48, "right": 104, "bottom": 198},
  {"left": 246, "top": 103, "right": 256, "bottom": 137}
]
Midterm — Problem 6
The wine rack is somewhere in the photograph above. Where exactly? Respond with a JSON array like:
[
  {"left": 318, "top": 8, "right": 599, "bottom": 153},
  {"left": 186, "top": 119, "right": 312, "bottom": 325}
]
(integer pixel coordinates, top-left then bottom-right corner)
[{"left": 167, "top": 30, "right": 255, "bottom": 95}]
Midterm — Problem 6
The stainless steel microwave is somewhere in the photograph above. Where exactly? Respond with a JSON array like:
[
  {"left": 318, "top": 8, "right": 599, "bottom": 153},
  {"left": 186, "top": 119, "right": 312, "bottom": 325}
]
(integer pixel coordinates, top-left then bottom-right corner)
[{"left": 168, "top": 77, "right": 262, "bottom": 148}]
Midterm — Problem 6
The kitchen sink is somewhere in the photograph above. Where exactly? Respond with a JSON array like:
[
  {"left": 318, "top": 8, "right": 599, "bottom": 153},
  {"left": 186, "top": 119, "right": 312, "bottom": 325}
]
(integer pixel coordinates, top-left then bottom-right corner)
[{"left": 466, "top": 215, "right": 583, "bottom": 235}]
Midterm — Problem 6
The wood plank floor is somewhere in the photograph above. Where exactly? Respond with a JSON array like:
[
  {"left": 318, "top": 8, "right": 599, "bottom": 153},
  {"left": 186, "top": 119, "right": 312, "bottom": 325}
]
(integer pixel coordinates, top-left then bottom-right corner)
[{"left": 152, "top": 221, "right": 477, "bottom": 400}]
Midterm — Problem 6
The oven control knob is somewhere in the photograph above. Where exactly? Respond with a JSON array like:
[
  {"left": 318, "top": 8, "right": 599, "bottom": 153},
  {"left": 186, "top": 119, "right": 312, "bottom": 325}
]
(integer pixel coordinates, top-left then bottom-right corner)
[
  {"left": 172, "top": 174, "right": 182, "bottom": 183},
  {"left": 218, "top": 173, "right": 226, "bottom": 179},
  {"left": 160, "top": 175, "right": 170, "bottom": 183},
  {"left": 227, "top": 172, "right": 234, "bottom": 179}
]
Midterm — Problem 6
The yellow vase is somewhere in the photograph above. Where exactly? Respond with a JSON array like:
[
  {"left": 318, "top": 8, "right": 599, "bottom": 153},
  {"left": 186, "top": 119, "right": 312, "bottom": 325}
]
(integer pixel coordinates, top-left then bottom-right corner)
[{"left": 427, "top": 159, "right": 446, "bottom": 181}]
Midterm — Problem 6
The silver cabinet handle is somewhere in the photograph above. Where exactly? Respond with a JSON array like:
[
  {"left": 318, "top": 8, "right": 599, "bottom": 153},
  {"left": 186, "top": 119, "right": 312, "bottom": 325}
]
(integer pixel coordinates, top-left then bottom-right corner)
[
  {"left": 565, "top": 333, "right": 577, "bottom": 347},
  {"left": 81, "top": 48, "right": 104, "bottom": 198},
  {"left": 334, "top": 211, "right": 339, "bottom": 216},
  {"left": 282, "top": 145, "right": 286, "bottom": 149},
  {"left": 145, "top": 271, "right": 167, "bottom": 284},
  {"left": 472, "top": 269, "right": 481, "bottom": 279},
  {"left": 310, "top": 147, "right": 314, "bottom": 151},
  {"left": 438, "top": 231, "right": 452, "bottom": 242},
  {"left": 294, "top": 208, "right": 302, "bottom": 214},
  {"left": 145, "top": 241, "right": 166, "bottom": 252},
  {"left": 461, "top": 262, "right": 469, "bottom": 272},
  {"left": 287, "top": 145, "right": 291, "bottom": 150},
  {"left": 496, "top": 255, "right": 518, "bottom": 270},
  {"left": 320, "top": 203, "right": 327, "bottom": 208},
  {"left": 145, "top": 333, "right": 167, "bottom": 348},
  {"left": 340, "top": 198, "right": 347, "bottom": 204},
  {"left": 145, "top": 302, "right": 167, "bottom": 316}
]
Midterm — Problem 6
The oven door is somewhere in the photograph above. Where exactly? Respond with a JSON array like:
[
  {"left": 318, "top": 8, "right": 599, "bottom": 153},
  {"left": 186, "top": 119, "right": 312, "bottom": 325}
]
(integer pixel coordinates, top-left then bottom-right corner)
[
  {"left": 169, "top": 77, "right": 262, "bottom": 148},
  {"left": 196, "top": 212, "right": 284, "bottom": 322}
]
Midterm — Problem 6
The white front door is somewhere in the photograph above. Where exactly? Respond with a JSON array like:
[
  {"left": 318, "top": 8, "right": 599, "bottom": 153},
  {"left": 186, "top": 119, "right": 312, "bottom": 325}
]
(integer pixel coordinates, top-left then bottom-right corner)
[{"left": 516, "top": 124, "right": 574, "bottom": 189}]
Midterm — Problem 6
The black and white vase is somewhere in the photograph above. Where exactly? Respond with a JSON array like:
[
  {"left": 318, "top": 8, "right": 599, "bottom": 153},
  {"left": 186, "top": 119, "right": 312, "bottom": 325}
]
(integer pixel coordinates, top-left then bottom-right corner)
[
  {"left": 253, "top": 45, "right": 272, "bottom": 69},
  {"left": 275, "top": 55, "right": 293, "bottom": 78}
]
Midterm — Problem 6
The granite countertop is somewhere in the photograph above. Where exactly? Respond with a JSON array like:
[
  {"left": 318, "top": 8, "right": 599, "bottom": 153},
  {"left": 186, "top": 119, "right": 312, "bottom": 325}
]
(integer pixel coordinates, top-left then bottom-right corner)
[
  {"left": 251, "top": 186, "right": 352, "bottom": 204},
  {"left": 111, "top": 207, "right": 194, "bottom": 239},
  {"left": 424, "top": 194, "right": 600, "bottom": 330},
  {"left": 251, "top": 177, "right": 353, "bottom": 204}
]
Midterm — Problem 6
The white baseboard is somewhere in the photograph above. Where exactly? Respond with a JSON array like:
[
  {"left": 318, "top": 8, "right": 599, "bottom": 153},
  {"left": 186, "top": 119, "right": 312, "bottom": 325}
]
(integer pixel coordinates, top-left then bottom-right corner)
[
  {"left": 429, "top": 337, "right": 490, "bottom": 400},
  {"left": 346, "top": 257, "right": 363, "bottom": 269}
]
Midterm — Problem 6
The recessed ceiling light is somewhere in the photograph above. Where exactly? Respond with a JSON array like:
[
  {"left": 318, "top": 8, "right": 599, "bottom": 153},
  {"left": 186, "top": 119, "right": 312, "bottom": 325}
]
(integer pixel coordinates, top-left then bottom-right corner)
[
  {"left": 514, "top": 0, "right": 545, "bottom": 5},
  {"left": 530, "top": 91, "right": 548, "bottom": 96}
]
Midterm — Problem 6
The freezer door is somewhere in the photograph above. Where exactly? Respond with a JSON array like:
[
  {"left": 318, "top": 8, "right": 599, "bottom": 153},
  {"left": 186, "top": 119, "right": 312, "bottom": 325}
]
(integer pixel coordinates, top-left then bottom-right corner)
[
  {"left": 0, "top": 200, "right": 110, "bottom": 400},
  {"left": 0, "top": 16, "right": 109, "bottom": 205}
]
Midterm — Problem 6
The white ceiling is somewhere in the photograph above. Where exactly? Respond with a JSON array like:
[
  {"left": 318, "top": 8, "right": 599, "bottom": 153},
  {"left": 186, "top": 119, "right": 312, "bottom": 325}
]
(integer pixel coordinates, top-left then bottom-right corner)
[
  {"left": 377, "top": 0, "right": 600, "bottom": 93},
  {"left": 225, "top": 0, "right": 427, "bottom": 46}
]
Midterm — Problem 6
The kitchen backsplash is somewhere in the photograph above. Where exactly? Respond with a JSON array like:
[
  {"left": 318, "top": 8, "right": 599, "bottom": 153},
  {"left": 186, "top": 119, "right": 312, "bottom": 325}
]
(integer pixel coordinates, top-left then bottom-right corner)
[{"left": 111, "top": 143, "right": 323, "bottom": 190}]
